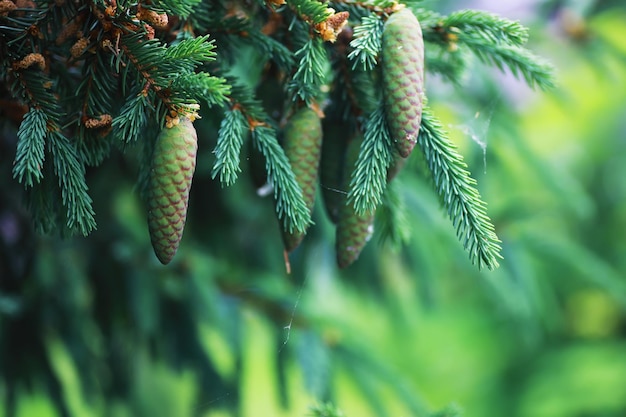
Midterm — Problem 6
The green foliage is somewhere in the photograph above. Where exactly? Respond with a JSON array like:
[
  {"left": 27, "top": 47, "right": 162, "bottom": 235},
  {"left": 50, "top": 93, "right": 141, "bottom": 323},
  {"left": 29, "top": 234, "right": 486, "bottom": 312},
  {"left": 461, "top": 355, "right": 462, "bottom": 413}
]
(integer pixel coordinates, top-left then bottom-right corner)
[
  {"left": 212, "top": 109, "right": 248, "bottom": 186},
  {"left": 12, "top": 108, "right": 47, "bottom": 187},
  {"left": 347, "top": 106, "right": 393, "bottom": 214},
  {"left": 287, "top": 0, "right": 334, "bottom": 25},
  {"left": 418, "top": 107, "right": 501, "bottom": 270},
  {"left": 0, "top": 0, "right": 555, "bottom": 267},
  {"left": 9, "top": 2, "right": 617, "bottom": 417},
  {"left": 422, "top": 8, "right": 556, "bottom": 90},
  {"left": 348, "top": 14, "right": 384, "bottom": 71},
  {"left": 289, "top": 37, "right": 329, "bottom": 104},
  {"left": 253, "top": 125, "right": 312, "bottom": 233}
]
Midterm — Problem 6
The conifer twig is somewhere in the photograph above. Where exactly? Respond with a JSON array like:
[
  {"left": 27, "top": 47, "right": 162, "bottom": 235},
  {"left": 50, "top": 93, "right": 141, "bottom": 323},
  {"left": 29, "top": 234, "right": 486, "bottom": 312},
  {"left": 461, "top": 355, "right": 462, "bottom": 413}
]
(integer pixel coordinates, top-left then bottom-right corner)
[
  {"left": 348, "top": 14, "right": 383, "bottom": 71},
  {"left": 212, "top": 109, "right": 248, "bottom": 186},
  {"left": 252, "top": 125, "right": 312, "bottom": 233},
  {"left": 417, "top": 107, "right": 502, "bottom": 270},
  {"left": 347, "top": 106, "right": 393, "bottom": 215}
]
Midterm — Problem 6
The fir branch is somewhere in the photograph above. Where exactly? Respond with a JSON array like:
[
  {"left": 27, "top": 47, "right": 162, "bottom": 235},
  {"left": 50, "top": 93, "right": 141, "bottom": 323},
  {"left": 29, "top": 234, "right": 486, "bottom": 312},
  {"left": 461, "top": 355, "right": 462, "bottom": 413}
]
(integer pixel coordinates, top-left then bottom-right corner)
[
  {"left": 288, "top": 37, "right": 329, "bottom": 104},
  {"left": 348, "top": 13, "right": 383, "bottom": 71},
  {"left": 226, "top": 80, "right": 269, "bottom": 124},
  {"left": 25, "top": 173, "right": 58, "bottom": 235},
  {"left": 119, "top": 31, "right": 227, "bottom": 121},
  {"left": 417, "top": 107, "right": 501, "bottom": 270},
  {"left": 348, "top": 65, "right": 380, "bottom": 115},
  {"left": 169, "top": 72, "right": 230, "bottom": 107},
  {"left": 422, "top": 10, "right": 555, "bottom": 90},
  {"left": 164, "top": 35, "right": 216, "bottom": 63},
  {"left": 329, "top": 0, "right": 398, "bottom": 16},
  {"left": 212, "top": 109, "right": 248, "bottom": 186},
  {"left": 460, "top": 38, "right": 556, "bottom": 90},
  {"left": 112, "top": 91, "right": 151, "bottom": 144},
  {"left": 248, "top": 31, "right": 295, "bottom": 71},
  {"left": 445, "top": 10, "right": 529, "bottom": 46},
  {"left": 75, "top": 126, "right": 112, "bottom": 166},
  {"left": 48, "top": 130, "right": 97, "bottom": 235},
  {"left": 78, "top": 54, "right": 118, "bottom": 118},
  {"left": 150, "top": 0, "right": 201, "bottom": 19},
  {"left": 119, "top": 32, "right": 170, "bottom": 88},
  {"left": 11, "top": 67, "right": 63, "bottom": 120},
  {"left": 424, "top": 47, "right": 468, "bottom": 85},
  {"left": 286, "top": 0, "right": 333, "bottom": 25},
  {"left": 347, "top": 106, "right": 393, "bottom": 215},
  {"left": 412, "top": 7, "right": 443, "bottom": 27},
  {"left": 13, "top": 108, "right": 47, "bottom": 187},
  {"left": 252, "top": 125, "right": 311, "bottom": 233},
  {"left": 376, "top": 179, "right": 410, "bottom": 247}
]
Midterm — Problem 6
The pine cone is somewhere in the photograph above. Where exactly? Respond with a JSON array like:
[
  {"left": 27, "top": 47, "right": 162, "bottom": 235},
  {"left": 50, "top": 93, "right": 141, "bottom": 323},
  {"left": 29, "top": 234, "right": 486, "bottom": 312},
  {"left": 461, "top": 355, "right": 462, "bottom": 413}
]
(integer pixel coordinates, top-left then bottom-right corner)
[
  {"left": 382, "top": 8, "right": 425, "bottom": 158},
  {"left": 147, "top": 117, "right": 198, "bottom": 265},
  {"left": 281, "top": 107, "right": 323, "bottom": 252},
  {"left": 336, "top": 135, "right": 375, "bottom": 268}
]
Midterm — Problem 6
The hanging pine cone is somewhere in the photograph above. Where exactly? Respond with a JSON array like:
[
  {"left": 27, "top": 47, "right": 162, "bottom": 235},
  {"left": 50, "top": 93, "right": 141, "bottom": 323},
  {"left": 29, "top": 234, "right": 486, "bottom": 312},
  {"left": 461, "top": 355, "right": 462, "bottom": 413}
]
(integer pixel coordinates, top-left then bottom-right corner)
[
  {"left": 381, "top": 7, "right": 425, "bottom": 159},
  {"left": 147, "top": 117, "right": 198, "bottom": 265},
  {"left": 280, "top": 106, "right": 323, "bottom": 252},
  {"left": 336, "top": 135, "right": 375, "bottom": 268}
]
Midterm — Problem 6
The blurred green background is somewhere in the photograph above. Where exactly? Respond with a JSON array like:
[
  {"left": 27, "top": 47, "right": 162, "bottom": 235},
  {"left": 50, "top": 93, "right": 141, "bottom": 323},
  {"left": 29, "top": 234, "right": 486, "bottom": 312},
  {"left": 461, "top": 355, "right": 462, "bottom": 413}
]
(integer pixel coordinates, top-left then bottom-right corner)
[{"left": 2, "top": 1, "right": 626, "bottom": 417}]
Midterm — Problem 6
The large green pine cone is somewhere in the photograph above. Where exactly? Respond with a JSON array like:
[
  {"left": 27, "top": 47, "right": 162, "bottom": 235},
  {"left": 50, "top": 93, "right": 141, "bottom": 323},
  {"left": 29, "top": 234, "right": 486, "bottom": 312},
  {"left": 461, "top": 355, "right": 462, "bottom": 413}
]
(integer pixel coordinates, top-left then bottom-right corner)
[
  {"left": 147, "top": 117, "right": 198, "bottom": 265},
  {"left": 336, "top": 135, "right": 375, "bottom": 268},
  {"left": 281, "top": 107, "right": 323, "bottom": 252},
  {"left": 382, "top": 8, "right": 425, "bottom": 158}
]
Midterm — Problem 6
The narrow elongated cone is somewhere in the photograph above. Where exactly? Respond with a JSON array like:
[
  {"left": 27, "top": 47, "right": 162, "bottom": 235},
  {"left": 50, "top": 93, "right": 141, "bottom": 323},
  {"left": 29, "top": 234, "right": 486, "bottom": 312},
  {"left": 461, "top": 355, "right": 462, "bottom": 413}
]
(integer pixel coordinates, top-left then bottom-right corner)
[
  {"left": 336, "top": 135, "right": 375, "bottom": 268},
  {"left": 147, "top": 117, "right": 197, "bottom": 264},
  {"left": 281, "top": 107, "right": 323, "bottom": 252},
  {"left": 382, "top": 8, "right": 425, "bottom": 158}
]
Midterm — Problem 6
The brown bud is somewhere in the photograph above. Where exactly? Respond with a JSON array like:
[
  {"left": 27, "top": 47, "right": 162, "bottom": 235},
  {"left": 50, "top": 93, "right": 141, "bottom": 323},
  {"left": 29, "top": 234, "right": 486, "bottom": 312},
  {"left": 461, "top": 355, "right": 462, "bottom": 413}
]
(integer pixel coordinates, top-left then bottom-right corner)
[{"left": 13, "top": 53, "right": 46, "bottom": 71}]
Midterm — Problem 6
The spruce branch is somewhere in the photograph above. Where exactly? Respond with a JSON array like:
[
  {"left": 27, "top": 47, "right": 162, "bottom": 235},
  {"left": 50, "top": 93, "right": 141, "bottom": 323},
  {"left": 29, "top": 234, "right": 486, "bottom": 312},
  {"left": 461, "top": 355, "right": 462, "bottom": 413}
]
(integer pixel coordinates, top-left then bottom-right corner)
[
  {"left": 25, "top": 174, "right": 59, "bottom": 235},
  {"left": 12, "top": 108, "right": 47, "bottom": 187},
  {"left": 112, "top": 91, "right": 151, "bottom": 144},
  {"left": 11, "top": 67, "right": 64, "bottom": 120},
  {"left": 75, "top": 125, "right": 112, "bottom": 167},
  {"left": 348, "top": 65, "right": 380, "bottom": 115},
  {"left": 348, "top": 13, "right": 383, "bottom": 71},
  {"left": 150, "top": 0, "right": 201, "bottom": 19},
  {"left": 164, "top": 35, "right": 217, "bottom": 63},
  {"left": 226, "top": 80, "right": 270, "bottom": 124},
  {"left": 77, "top": 54, "right": 118, "bottom": 120},
  {"left": 422, "top": 9, "right": 555, "bottom": 90},
  {"left": 288, "top": 37, "right": 329, "bottom": 104},
  {"left": 212, "top": 109, "right": 248, "bottom": 187},
  {"left": 461, "top": 39, "right": 556, "bottom": 90},
  {"left": 417, "top": 107, "right": 501, "bottom": 270},
  {"left": 252, "top": 125, "right": 312, "bottom": 233},
  {"left": 169, "top": 72, "right": 230, "bottom": 107},
  {"left": 347, "top": 105, "right": 393, "bottom": 215},
  {"left": 48, "top": 130, "right": 97, "bottom": 235},
  {"left": 444, "top": 10, "right": 529, "bottom": 46},
  {"left": 376, "top": 180, "right": 410, "bottom": 247},
  {"left": 249, "top": 32, "right": 295, "bottom": 71},
  {"left": 424, "top": 47, "right": 468, "bottom": 85},
  {"left": 286, "top": 0, "right": 333, "bottom": 26}
]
